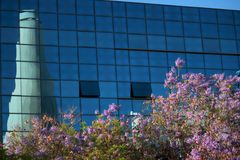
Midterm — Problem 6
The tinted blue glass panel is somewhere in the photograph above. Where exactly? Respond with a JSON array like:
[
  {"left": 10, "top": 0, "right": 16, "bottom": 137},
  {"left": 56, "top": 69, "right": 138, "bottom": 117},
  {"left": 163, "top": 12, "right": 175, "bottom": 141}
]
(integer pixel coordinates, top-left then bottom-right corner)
[
  {"left": 113, "top": 18, "right": 127, "bottom": 33},
  {"left": 223, "top": 70, "right": 237, "bottom": 76},
  {"left": 98, "top": 49, "right": 115, "bottom": 65},
  {"left": 61, "top": 81, "right": 79, "bottom": 97},
  {"left": 118, "top": 100, "right": 132, "bottom": 115},
  {"left": 40, "top": 46, "right": 58, "bottom": 62},
  {"left": 77, "top": 0, "right": 94, "bottom": 15},
  {"left": 1, "top": 44, "right": 16, "bottom": 61},
  {"left": 95, "top": 1, "right": 112, "bottom": 16},
  {"left": 203, "top": 39, "right": 220, "bottom": 53},
  {"left": 100, "top": 82, "right": 117, "bottom": 98},
  {"left": 60, "top": 64, "right": 78, "bottom": 80},
  {"left": 234, "top": 11, "right": 240, "bottom": 25},
  {"left": 1, "top": 79, "right": 20, "bottom": 95},
  {"left": 127, "top": 3, "right": 144, "bottom": 18},
  {"left": 41, "top": 63, "right": 59, "bottom": 79},
  {"left": 40, "top": 30, "right": 58, "bottom": 45},
  {"left": 59, "top": 31, "right": 77, "bottom": 46},
  {"left": 1, "top": 11, "right": 18, "bottom": 27},
  {"left": 60, "top": 47, "right": 78, "bottom": 63},
  {"left": 184, "top": 22, "right": 201, "bottom": 37},
  {"left": 201, "top": 24, "right": 218, "bottom": 38},
  {"left": 128, "top": 19, "right": 146, "bottom": 34},
  {"left": 217, "top": 10, "right": 234, "bottom": 24},
  {"left": 185, "top": 38, "right": 203, "bottom": 52},
  {"left": 166, "top": 21, "right": 183, "bottom": 36},
  {"left": 131, "top": 83, "right": 152, "bottom": 98},
  {"left": 152, "top": 83, "right": 168, "bottom": 97},
  {"left": 79, "top": 48, "right": 97, "bottom": 64},
  {"left": 41, "top": 80, "right": 60, "bottom": 96},
  {"left": 200, "top": 9, "right": 217, "bottom": 23},
  {"left": 115, "top": 50, "right": 129, "bottom": 65},
  {"left": 77, "top": 16, "right": 95, "bottom": 31},
  {"left": 82, "top": 116, "right": 97, "bottom": 126},
  {"left": 132, "top": 100, "right": 145, "bottom": 113},
  {"left": 1, "top": 28, "right": 18, "bottom": 43},
  {"left": 168, "top": 53, "right": 186, "bottom": 67},
  {"left": 131, "top": 67, "right": 150, "bottom": 82},
  {"left": 206, "top": 69, "right": 223, "bottom": 76},
  {"left": 79, "top": 65, "right": 97, "bottom": 80},
  {"left": 98, "top": 65, "right": 116, "bottom": 81},
  {"left": 1, "top": 62, "right": 16, "bottom": 78},
  {"left": 149, "top": 52, "right": 168, "bottom": 67},
  {"left": 115, "top": 34, "right": 128, "bottom": 48},
  {"left": 59, "top": 15, "right": 76, "bottom": 30},
  {"left": 39, "top": 0, "right": 56, "bottom": 13},
  {"left": 128, "top": 35, "right": 147, "bottom": 49},
  {"left": 182, "top": 7, "right": 199, "bottom": 22},
  {"left": 150, "top": 67, "right": 168, "bottom": 82},
  {"left": 58, "top": 0, "right": 75, "bottom": 14},
  {"left": 237, "top": 40, "right": 240, "bottom": 53},
  {"left": 80, "top": 81, "right": 99, "bottom": 98},
  {"left": 166, "top": 37, "right": 185, "bottom": 51},
  {"left": 148, "top": 35, "right": 166, "bottom": 50},
  {"left": 186, "top": 54, "right": 204, "bottom": 68},
  {"left": 20, "top": 0, "right": 38, "bottom": 10},
  {"left": 146, "top": 5, "right": 163, "bottom": 19},
  {"left": 219, "top": 25, "right": 235, "bottom": 39},
  {"left": 236, "top": 26, "right": 240, "bottom": 39},
  {"left": 96, "top": 32, "right": 114, "bottom": 48},
  {"left": 81, "top": 98, "right": 99, "bottom": 114},
  {"left": 164, "top": 6, "right": 182, "bottom": 21},
  {"left": 146, "top": 20, "right": 165, "bottom": 35},
  {"left": 1, "top": 0, "right": 18, "bottom": 10},
  {"left": 78, "top": 32, "right": 96, "bottom": 47},
  {"left": 39, "top": 14, "right": 57, "bottom": 29},
  {"left": 96, "top": 17, "right": 113, "bottom": 32},
  {"left": 187, "top": 68, "right": 205, "bottom": 74},
  {"left": 220, "top": 40, "right": 237, "bottom": 54},
  {"left": 61, "top": 98, "right": 80, "bottom": 113},
  {"left": 222, "top": 55, "right": 239, "bottom": 69},
  {"left": 130, "top": 51, "right": 148, "bottom": 66},
  {"left": 117, "top": 66, "right": 130, "bottom": 81},
  {"left": 204, "top": 55, "right": 222, "bottom": 69},
  {"left": 118, "top": 83, "right": 131, "bottom": 98},
  {"left": 113, "top": 2, "right": 126, "bottom": 17}
]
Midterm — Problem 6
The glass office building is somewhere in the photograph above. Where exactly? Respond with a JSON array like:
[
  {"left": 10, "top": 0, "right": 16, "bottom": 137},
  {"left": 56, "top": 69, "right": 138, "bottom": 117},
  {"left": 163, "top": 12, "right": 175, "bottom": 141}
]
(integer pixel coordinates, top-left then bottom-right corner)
[{"left": 0, "top": 0, "right": 240, "bottom": 140}]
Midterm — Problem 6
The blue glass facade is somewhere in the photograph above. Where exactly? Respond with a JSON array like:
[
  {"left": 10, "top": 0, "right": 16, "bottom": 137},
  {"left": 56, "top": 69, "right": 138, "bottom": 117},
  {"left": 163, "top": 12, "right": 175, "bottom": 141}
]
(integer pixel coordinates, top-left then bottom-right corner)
[{"left": 0, "top": 0, "right": 240, "bottom": 139}]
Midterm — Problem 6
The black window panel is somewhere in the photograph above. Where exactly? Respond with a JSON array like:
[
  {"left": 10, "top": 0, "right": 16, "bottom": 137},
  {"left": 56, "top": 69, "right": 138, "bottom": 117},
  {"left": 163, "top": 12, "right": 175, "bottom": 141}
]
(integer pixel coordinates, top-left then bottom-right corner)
[
  {"left": 182, "top": 7, "right": 199, "bottom": 22},
  {"left": 200, "top": 9, "right": 217, "bottom": 23},
  {"left": 217, "top": 10, "right": 234, "bottom": 24},
  {"left": 146, "top": 4, "right": 163, "bottom": 19},
  {"left": 164, "top": 6, "right": 182, "bottom": 21},
  {"left": 131, "top": 82, "right": 152, "bottom": 98},
  {"left": 113, "top": 2, "right": 126, "bottom": 17},
  {"left": 77, "top": 0, "right": 94, "bottom": 15},
  {"left": 127, "top": 3, "right": 145, "bottom": 18},
  {"left": 80, "top": 81, "right": 100, "bottom": 97},
  {"left": 95, "top": 1, "right": 112, "bottom": 16}
]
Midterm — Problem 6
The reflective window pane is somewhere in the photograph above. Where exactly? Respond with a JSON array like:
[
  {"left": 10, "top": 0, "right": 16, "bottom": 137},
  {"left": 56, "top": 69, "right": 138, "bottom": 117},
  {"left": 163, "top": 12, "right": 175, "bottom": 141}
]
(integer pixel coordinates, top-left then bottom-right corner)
[
  {"left": 20, "top": 62, "right": 40, "bottom": 78},
  {"left": 96, "top": 17, "right": 113, "bottom": 32},
  {"left": 60, "top": 64, "right": 78, "bottom": 80},
  {"left": 60, "top": 47, "right": 78, "bottom": 63},
  {"left": 166, "top": 21, "right": 183, "bottom": 36},
  {"left": 184, "top": 22, "right": 201, "bottom": 37},
  {"left": 40, "top": 30, "right": 58, "bottom": 45},
  {"left": 204, "top": 55, "right": 222, "bottom": 69},
  {"left": 200, "top": 9, "right": 217, "bottom": 23},
  {"left": 219, "top": 25, "right": 236, "bottom": 39},
  {"left": 39, "top": 0, "right": 56, "bottom": 13},
  {"left": 79, "top": 48, "right": 97, "bottom": 64},
  {"left": 220, "top": 40, "right": 237, "bottom": 54},
  {"left": 77, "top": 16, "right": 95, "bottom": 31},
  {"left": 80, "top": 81, "right": 99, "bottom": 97},
  {"left": 95, "top": 1, "right": 112, "bottom": 16},
  {"left": 166, "top": 37, "right": 185, "bottom": 51},
  {"left": 217, "top": 10, "right": 234, "bottom": 24},
  {"left": 131, "top": 82, "right": 152, "bottom": 98},
  {"left": 1, "top": 79, "right": 20, "bottom": 95},
  {"left": 20, "top": 0, "right": 38, "bottom": 11},
  {"left": 148, "top": 35, "right": 166, "bottom": 50},
  {"left": 61, "top": 98, "right": 80, "bottom": 113},
  {"left": 151, "top": 83, "right": 168, "bottom": 97},
  {"left": 41, "top": 80, "right": 60, "bottom": 96},
  {"left": 58, "top": 0, "right": 75, "bottom": 14},
  {"left": 1, "top": 44, "right": 17, "bottom": 61},
  {"left": 147, "top": 20, "right": 165, "bottom": 35},
  {"left": 131, "top": 67, "right": 150, "bottom": 82},
  {"left": 59, "top": 15, "right": 76, "bottom": 30},
  {"left": 182, "top": 7, "right": 199, "bottom": 22},
  {"left": 150, "top": 67, "right": 168, "bottom": 83},
  {"left": 130, "top": 51, "right": 148, "bottom": 66},
  {"left": 203, "top": 39, "right": 220, "bottom": 53},
  {"left": 114, "top": 18, "right": 127, "bottom": 33},
  {"left": 81, "top": 98, "right": 99, "bottom": 114},
  {"left": 41, "top": 63, "right": 59, "bottom": 80},
  {"left": 201, "top": 24, "right": 218, "bottom": 38},
  {"left": 114, "top": 34, "right": 128, "bottom": 48},
  {"left": 77, "top": 0, "right": 94, "bottom": 15},
  {"left": 115, "top": 50, "right": 129, "bottom": 65},
  {"left": 113, "top": 2, "right": 126, "bottom": 17},
  {"left": 146, "top": 5, "right": 163, "bottom": 19},
  {"left": 185, "top": 38, "right": 203, "bottom": 52},
  {"left": 21, "top": 79, "right": 40, "bottom": 96},
  {"left": 98, "top": 65, "right": 116, "bottom": 81},
  {"left": 1, "top": 62, "right": 16, "bottom": 78},
  {"left": 79, "top": 65, "right": 97, "bottom": 80},
  {"left": 186, "top": 54, "right": 204, "bottom": 68},
  {"left": 128, "top": 19, "right": 146, "bottom": 34},
  {"left": 117, "top": 66, "right": 130, "bottom": 81},
  {"left": 118, "top": 83, "right": 130, "bottom": 98},
  {"left": 128, "top": 35, "right": 147, "bottom": 49},
  {"left": 1, "top": 11, "right": 18, "bottom": 27},
  {"left": 78, "top": 32, "right": 96, "bottom": 47},
  {"left": 39, "top": 13, "right": 57, "bottom": 29},
  {"left": 98, "top": 49, "right": 115, "bottom": 65},
  {"left": 96, "top": 32, "right": 114, "bottom": 48},
  {"left": 59, "top": 31, "right": 77, "bottom": 46},
  {"left": 149, "top": 52, "right": 168, "bottom": 67},
  {"left": 1, "top": 28, "right": 19, "bottom": 43},
  {"left": 222, "top": 55, "right": 239, "bottom": 69},
  {"left": 127, "top": 3, "right": 144, "bottom": 18},
  {"left": 40, "top": 46, "right": 59, "bottom": 63},
  {"left": 61, "top": 81, "right": 79, "bottom": 97},
  {"left": 100, "top": 82, "right": 117, "bottom": 98},
  {"left": 118, "top": 100, "right": 132, "bottom": 115},
  {"left": 164, "top": 6, "right": 182, "bottom": 21},
  {"left": 1, "top": 0, "right": 19, "bottom": 10}
]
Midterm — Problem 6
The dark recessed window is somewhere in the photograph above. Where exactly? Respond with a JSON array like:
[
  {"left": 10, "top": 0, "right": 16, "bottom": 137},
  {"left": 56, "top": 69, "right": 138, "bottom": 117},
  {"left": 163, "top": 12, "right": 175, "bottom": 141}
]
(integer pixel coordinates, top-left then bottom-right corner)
[
  {"left": 80, "top": 81, "right": 100, "bottom": 98},
  {"left": 131, "top": 82, "right": 152, "bottom": 98}
]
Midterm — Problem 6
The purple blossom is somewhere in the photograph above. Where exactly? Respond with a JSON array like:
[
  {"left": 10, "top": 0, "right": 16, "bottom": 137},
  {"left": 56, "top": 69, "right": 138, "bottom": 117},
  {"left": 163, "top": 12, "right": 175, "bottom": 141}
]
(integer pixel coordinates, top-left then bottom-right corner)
[{"left": 175, "top": 58, "right": 185, "bottom": 69}]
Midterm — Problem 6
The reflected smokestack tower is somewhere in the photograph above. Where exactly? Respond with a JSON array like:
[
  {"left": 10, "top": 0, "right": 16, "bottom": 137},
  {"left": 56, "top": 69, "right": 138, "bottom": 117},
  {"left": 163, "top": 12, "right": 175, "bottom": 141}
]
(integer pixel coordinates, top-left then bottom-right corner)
[{"left": 7, "top": 10, "right": 41, "bottom": 131}]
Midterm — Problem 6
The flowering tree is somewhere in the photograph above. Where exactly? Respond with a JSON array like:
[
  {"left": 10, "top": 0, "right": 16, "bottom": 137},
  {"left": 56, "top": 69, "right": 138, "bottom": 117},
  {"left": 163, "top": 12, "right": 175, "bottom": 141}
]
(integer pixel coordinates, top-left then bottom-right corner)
[{"left": 3, "top": 58, "right": 240, "bottom": 160}]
